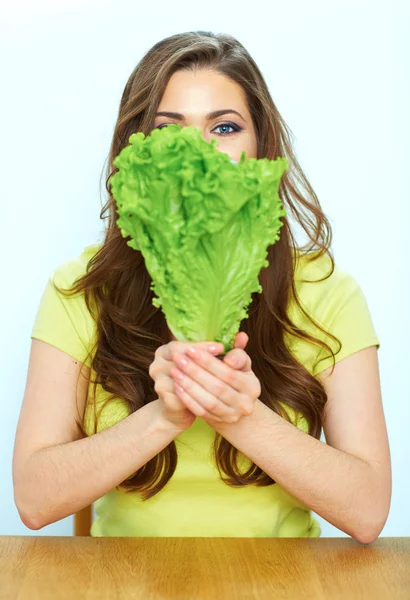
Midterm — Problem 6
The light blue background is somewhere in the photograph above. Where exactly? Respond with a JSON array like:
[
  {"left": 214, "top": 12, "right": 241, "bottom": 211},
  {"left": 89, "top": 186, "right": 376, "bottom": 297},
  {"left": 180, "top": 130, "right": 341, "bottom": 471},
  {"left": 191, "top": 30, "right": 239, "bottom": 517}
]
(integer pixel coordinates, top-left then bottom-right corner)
[{"left": 1, "top": 0, "right": 408, "bottom": 537}]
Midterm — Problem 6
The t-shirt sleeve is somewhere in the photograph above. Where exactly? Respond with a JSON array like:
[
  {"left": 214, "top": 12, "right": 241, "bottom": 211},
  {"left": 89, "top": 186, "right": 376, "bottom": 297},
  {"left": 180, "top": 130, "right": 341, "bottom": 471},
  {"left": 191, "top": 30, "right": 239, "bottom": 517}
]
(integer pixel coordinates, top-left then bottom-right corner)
[
  {"left": 30, "top": 266, "right": 95, "bottom": 368},
  {"left": 312, "top": 270, "right": 380, "bottom": 376}
]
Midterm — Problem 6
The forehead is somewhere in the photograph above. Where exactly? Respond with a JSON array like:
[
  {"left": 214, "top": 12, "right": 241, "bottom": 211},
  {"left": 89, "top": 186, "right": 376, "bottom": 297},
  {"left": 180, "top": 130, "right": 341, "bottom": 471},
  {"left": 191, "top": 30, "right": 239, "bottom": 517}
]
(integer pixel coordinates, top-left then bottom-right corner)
[{"left": 158, "top": 69, "right": 248, "bottom": 111}]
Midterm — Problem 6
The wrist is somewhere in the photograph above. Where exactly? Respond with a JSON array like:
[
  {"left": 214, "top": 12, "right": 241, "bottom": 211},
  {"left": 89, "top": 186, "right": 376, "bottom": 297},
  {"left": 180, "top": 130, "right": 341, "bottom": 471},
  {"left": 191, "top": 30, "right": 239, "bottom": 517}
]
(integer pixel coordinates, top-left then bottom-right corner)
[{"left": 148, "top": 399, "right": 188, "bottom": 437}]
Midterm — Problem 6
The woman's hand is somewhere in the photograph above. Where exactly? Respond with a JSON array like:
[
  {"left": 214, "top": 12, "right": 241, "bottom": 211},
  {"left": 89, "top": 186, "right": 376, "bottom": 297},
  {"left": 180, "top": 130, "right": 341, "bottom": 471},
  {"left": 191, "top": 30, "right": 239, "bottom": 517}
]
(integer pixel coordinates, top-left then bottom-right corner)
[
  {"left": 169, "top": 332, "right": 261, "bottom": 426},
  {"left": 148, "top": 334, "right": 248, "bottom": 432}
]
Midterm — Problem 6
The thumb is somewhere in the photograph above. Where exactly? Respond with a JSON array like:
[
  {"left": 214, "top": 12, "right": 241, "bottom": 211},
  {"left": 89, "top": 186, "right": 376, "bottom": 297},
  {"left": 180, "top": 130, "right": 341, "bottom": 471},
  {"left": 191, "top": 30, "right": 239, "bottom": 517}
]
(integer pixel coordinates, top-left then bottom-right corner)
[
  {"left": 233, "top": 331, "right": 248, "bottom": 350},
  {"left": 223, "top": 342, "right": 252, "bottom": 372}
]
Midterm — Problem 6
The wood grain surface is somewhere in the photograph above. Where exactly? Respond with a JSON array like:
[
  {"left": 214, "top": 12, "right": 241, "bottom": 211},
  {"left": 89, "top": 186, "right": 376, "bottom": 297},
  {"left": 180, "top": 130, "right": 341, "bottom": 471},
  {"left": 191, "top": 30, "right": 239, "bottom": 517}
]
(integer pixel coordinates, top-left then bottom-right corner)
[{"left": 0, "top": 536, "right": 409, "bottom": 599}]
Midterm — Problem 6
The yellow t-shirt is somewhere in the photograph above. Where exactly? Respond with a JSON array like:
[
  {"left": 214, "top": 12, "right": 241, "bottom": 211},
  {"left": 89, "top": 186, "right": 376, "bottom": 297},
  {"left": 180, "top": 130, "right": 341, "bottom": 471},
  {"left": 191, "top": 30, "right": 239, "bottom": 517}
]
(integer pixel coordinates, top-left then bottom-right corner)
[{"left": 30, "top": 243, "right": 380, "bottom": 537}]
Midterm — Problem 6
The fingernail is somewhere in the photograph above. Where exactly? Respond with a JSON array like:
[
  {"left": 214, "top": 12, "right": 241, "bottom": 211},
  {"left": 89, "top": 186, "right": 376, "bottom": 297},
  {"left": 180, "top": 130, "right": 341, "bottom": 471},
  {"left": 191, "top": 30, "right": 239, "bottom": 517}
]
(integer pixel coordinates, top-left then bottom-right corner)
[{"left": 208, "top": 344, "right": 222, "bottom": 352}]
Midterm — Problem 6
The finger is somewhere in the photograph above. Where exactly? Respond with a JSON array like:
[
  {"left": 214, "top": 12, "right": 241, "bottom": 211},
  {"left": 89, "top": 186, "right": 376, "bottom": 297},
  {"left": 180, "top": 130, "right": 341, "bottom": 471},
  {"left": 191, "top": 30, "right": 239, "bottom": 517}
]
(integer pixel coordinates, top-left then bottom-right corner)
[
  {"left": 154, "top": 373, "right": 174, "bottom": 395},
  {"left": 151, "top": 346, "right": 218, "bottom": 381},
  {"left": 173, "top": 347, "right": 243, "bottom": 394},
  {"left": 163, "top": 389, "right": 187, "bottom": 413},
  {"left": 233, "top": 331, "right": 249, "bottom": 350},
  {"left": 172, "top": 373, "right": 237, "bottom": 420},
  {"left": 170, "top": 361, "right": 233, "bottom": 410},
  {"left": 150, "top": 342, "right": 224, "bottom": 382},
  {"left": 223, "top": 348, "right": 252, "bottom": 372},
  {"left": 160, "top": 340, "right": 224, "bottom": 361},
  {"left": 173, "top": 383, "right": 227, "bottom": 422}
]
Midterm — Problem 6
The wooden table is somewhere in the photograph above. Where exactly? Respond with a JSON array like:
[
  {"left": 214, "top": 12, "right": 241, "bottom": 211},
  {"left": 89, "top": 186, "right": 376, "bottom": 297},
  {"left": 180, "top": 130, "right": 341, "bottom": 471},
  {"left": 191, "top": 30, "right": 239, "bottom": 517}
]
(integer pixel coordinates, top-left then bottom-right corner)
[{"left": 1, "top": 536, "right": 409, "bottom": 599}]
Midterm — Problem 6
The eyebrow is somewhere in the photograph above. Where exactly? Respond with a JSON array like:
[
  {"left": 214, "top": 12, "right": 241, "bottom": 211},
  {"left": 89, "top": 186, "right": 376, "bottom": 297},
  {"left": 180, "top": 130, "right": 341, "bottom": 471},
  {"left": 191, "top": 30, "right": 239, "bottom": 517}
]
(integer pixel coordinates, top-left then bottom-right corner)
[{"left": 155, "top": 108, "right": 245, "bottom": 121}]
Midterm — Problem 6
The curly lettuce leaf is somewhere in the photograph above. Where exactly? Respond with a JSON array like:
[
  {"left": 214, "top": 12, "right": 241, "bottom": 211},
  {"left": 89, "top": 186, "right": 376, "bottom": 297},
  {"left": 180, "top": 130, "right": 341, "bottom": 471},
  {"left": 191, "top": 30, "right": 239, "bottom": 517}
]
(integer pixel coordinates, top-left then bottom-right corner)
[{"left": 110, "top": 124, "right": 288, "bottom": 352}]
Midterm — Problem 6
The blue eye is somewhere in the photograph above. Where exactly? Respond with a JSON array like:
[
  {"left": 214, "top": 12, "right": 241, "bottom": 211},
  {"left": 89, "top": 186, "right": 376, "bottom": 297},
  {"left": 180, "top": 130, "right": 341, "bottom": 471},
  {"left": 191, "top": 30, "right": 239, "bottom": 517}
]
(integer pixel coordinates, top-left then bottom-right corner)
[
  {"left": 213, "top": 122, "right": 242, "bottom": 136},
  {"left": 155, "top": 122, "right": 242, "bottom": 135}
]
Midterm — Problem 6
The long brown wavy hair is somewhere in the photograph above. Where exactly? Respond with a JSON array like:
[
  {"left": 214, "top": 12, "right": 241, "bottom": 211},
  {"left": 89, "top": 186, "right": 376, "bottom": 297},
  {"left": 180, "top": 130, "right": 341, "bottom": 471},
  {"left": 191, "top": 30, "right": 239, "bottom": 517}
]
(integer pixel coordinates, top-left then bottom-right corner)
[{"left": 55, "top": 31, "right": 340, "bottom": 500}]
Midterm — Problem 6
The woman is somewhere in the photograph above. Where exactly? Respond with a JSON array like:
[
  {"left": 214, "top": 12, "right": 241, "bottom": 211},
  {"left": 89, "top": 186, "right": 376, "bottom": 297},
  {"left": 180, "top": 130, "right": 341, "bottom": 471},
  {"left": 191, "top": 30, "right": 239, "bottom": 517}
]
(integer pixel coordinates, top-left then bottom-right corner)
[{"left": 13, "top": 31, "right": 391, "bottom": 543}]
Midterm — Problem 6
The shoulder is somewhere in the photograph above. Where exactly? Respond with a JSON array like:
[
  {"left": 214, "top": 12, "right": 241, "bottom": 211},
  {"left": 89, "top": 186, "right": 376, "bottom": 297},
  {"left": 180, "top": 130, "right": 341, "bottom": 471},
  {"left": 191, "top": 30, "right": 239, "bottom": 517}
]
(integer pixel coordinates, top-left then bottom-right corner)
[
  {"left": 49, "top": 242, "right": 103, "bottom": 341},
  {"left": 31, "top": 243, "right": 103, "bottom": 368},
  {"left": 288, "top": 248, "right": 370, "bottom": 352},
  {"left": 289, "top": 249, "right": 379, "bottom": 375},
  {"left": 294, "top": 248, "right": 356, "bottom": 289},
  {"left": 293, "top": 249, "right": 360, "bottom": 316},
  {"left": 52, "top": 243, "right": 103, "bottom": 289}
]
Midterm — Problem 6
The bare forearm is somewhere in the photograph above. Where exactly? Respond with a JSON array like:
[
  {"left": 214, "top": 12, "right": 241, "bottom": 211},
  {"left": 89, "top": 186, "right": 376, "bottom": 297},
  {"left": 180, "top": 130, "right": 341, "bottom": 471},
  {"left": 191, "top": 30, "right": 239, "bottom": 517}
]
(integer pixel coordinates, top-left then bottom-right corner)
[
  {"left": 211, "top": 400, "right": 388, "bottom": 543},
  {"left": 15, "top": 400, "right": 180, "bottom": 529}
]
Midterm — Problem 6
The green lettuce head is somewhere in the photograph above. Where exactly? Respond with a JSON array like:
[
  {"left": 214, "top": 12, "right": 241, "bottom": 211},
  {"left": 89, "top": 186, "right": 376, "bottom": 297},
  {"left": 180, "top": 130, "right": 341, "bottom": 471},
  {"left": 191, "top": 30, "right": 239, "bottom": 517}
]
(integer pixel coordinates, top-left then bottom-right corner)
[{"left": 110, "top": 124, "right": 288, "bottom": 353}]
